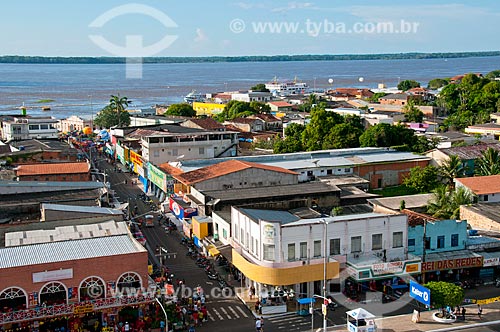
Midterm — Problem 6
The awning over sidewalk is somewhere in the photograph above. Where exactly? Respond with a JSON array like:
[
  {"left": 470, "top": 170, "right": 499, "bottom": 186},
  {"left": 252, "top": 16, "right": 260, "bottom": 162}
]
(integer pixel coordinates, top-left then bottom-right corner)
[
  {"left": 207, "top": 245, "right": 220, "bottom": 257},
  {"left": 218, "top": 244, "right": 233, "bottom": 263},
  {"left": 421, "top": 249, "right": 483, "bottom": 272}
]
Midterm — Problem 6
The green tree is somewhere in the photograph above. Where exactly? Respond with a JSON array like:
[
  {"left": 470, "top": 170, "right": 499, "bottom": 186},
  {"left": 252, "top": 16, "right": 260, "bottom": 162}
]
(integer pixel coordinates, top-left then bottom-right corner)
[
  {"left": 427, "top": 186, "right": 473, "bottom": 219},
  {"left": 250, "top": 83, "right": 269, "bottom": 92},
  {"left": 439, "top": 155, "right": 466, "bottom": 187},
  {"left": 165, "top": 103, "right": 196, "bottom": 117},
  {"left": 323, "top": 123, "right": 362, "bottom": 149},
  {"left": 475, "top": 147, "right": 500, "bottom": 176},
  {"left": 94, "top": 105, "right": 131, "bottom": 128},
  {"left": 403, "top": 99, "right": 424, "bottom": 123},
  {"left": 397, "top": 79, "right": 420, "bottom": 91},
  {"left": 216, "top": 100, "right": 258, "bottom": 121},
  {"left": 301, "top": 107, "right": 344, "bottom": 151},
  {"left": 274, "top": 123, "right": 305, "bottom": 153},
  {"left": 249, "top": 101, "right": 271, "bottom": 113},
  {"left": 485, "top": 70, "right": 500, "bottom": 80},
  {"left": 424, "top": 281, "right": 465, "bottom": 309},
  {"left": 427, "top": 78, "right": 449, "bottom": 90},
  {"left": 411, "top": 136, "right": 440, "bottom": 154},
  {"left": 403, "top": 165, "right": 439, "bottom": 193},
  {"left": 359, "top": 123, "right": 415, "bottom": 149},
  {"left": 109, "top": 94, "right": 131, "bottom": 127},
  {"left": 369, "top": 92, "right": 388, "bottom": 103},
  {"left": 331, "top": 207, "right": 343, "bottom": 216}
]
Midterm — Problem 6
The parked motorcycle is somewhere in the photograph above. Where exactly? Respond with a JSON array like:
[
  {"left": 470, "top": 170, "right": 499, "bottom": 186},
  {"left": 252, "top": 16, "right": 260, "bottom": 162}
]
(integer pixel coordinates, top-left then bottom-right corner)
[
  {"left": 495, "top": 278, "right": 500, "bottom": 288},
  {"left": 207, "top": 271, "right": 219, "bottom": 280}
]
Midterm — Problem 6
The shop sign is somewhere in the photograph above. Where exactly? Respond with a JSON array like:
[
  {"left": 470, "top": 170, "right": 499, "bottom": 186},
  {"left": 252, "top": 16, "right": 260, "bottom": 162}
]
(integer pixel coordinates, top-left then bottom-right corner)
[
  {"left": 372, "top": 261, "right": 404, "bottom": 275},
  {"left": 483, "top": 257, "right": 500, "bottom": 267},
  {"left": 405, "top": 263, "right": 421, "bottom": 273},
  {"left": 148, "top": 163, "right": 167, "bottom": 192},
  {"left": 33, "top": 268, "right": 73, "bottom": 283},
  {"left": 261, "top": 222, "right": 276, "bottom": 245},
  {"left": 74, "top": 303, "right": 94, "bottom": 314},
  {"left": 135, "top": 164, "right": 145, "bottom": 178},
  {"left": 130, "top": 150, "right": 143, "bottom": 167},
  {"left": 115, "top": 144, "right": 125, "bottom": 161},
  {"left": 421, "top": 256, "right": 483, "bottom": 272}
]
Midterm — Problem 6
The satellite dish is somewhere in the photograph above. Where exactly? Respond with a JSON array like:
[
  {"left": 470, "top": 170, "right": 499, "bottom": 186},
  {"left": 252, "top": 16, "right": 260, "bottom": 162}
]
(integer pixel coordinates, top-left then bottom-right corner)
[
  {"left": 328, "top": 78, "right": 334, "bottom": 84},
  {"left": 359, "top": 77, "right": 364, "bottom": 82}
]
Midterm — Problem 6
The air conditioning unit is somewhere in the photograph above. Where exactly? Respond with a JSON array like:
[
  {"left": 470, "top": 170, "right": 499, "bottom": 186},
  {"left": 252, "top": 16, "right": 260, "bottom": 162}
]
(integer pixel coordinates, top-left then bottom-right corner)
[
  {"left": 376, "top": 252, "right": 384, "bottom": 258},
  {"left": 353, "top": 253, "right": 360, "bottom": 259}
]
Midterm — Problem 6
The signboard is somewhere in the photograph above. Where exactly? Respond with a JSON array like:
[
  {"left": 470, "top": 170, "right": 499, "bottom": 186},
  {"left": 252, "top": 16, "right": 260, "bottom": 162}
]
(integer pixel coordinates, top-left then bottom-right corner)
[
  {"left": 421, "top": 257, "right": 483, "bottom": 272},
  {"left": 74, "top": 303, "right": 94, "bottom": 314},
  {"left": 115, "top": 144, "right": 125, "bottom": 163},
  {"left": 135, "top": 164, "right": 145, "bottom": 178},
  {"left": 148, "top": 163, "right": 167, "bottom": 192},
  {"left": 405, "top": 263, "right": 421, "bottom": 273},
  {"left": 261, "top": 222, "right": 276, "bottom": 245},
  {"left": 409, "top": 280, "right": 430, "bottom": 306},
  {"left": 33, "top": 268, "right": 73, "bottom": 283},
  {"left": 130, "top": 150, "right": 143, "bottom": 168},
  {"left": 372, "top": 261, "right": 404, "bottom": 275},
  {"left": 483, "top": 257, "right": 500, "bottom": 267}
]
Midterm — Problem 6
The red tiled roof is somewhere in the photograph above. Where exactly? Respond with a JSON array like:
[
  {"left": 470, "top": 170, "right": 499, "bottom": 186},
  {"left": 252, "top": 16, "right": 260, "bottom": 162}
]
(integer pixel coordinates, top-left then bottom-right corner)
[
  {"left": 441, "top": 143, "right": 500, "bottom": 160},
  {"left": 224, "top": 124, "right": 243, "bottom": 132},
  {"left": 401, "top": 209, "right": 437, "bottom": 227},
  {"left": 455, "top": 175, "right": 500, "bottom": 195},
  {"left": 16, "top": 162, "right": 89, "bottom": 176},
  {"left": 250, "top": 114, "right": 281, "bottom": 122},
  {"left": 176, "top": 160, "right": 297, "bottom": 185},
  {"left": 268, "top": 101, "right": 292, "bottom": 107},
  {"left": 184, "top": 118, "right": 225, "bottom": 130},
  {"left": 159, "top": 163, "right": 185, "bottom": 176},
  {"left": 227, "top": 117, "right": 262, "bottom": 124}
]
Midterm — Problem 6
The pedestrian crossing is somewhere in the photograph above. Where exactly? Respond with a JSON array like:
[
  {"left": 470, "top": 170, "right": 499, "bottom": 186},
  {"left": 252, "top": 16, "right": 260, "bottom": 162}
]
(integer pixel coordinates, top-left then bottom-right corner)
[
  {"left": 266, "top": 313, "right": 313, "bottom": 331},
  {"left": 206, "top": 304, "right": 251, "bottom": 322}
]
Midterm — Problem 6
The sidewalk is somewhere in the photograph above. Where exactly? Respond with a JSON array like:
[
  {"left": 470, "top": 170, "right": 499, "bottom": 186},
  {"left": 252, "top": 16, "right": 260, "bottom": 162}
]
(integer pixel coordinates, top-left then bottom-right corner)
[{"left": 327, "top": 301, "right": 500, "bottom": 332}]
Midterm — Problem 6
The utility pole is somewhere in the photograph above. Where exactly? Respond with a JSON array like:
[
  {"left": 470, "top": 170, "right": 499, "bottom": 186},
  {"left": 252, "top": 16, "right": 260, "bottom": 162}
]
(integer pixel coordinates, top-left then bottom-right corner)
[{"left": 421, "top": 219, "right": 427, "bottom": 284}]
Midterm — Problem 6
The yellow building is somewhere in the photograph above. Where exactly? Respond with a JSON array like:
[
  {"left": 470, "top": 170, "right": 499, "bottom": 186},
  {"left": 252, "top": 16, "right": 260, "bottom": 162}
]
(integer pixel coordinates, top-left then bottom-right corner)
[
  {"left": 192, "top": 215, "right": 212, "bottom": 240},
  {"left": 193, "top": 102, "right": 226, "bottom": 116}
]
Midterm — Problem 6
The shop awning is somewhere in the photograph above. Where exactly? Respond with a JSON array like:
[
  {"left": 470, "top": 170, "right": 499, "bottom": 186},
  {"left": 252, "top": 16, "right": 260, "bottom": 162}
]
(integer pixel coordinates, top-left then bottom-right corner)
[
  {"left": 208, "top": 246, "right": 220, "bottom": 257},
  {"left": 218, "top": 244, "right": 233, "bottom": 263},
  {"left": 297, "top": 297, "right": 315, "bottom": 305}
]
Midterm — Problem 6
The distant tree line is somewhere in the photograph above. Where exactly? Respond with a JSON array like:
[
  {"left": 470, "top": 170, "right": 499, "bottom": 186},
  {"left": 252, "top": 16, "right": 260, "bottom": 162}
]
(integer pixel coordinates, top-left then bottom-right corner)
[{"left": 1, "top": 51, "right": 500, "bottom": 64}]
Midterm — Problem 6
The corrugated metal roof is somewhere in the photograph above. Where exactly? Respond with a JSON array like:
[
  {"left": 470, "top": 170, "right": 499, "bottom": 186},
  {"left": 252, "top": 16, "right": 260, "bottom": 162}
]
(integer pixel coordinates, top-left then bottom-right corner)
[
  {"left": 5, "top": 220, "right": 129, "bottom": 246},
  {"left": 239, "top": 208, "right": 299, "bottom": 224},
  {"left": 0, "top": 235, "right": 145, "bottom": 269},
  {"left": 42, "top": 203, "right": 123, "bottom": 215}
]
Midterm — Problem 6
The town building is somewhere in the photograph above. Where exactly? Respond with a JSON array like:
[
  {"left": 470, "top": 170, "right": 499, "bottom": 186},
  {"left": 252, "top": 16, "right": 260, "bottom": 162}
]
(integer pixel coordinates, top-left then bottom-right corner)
[
  {"left": 460, "top": 203, "right": 500, "bottom": 232},
  {"left": 267, "top": 101, "right": 293, "bottom": 113},
  {"left": 0, "top": 139, "right": 79, "bottom": 164},
  {"left": 465, "top": 123, "right": 500, "bottom": 139},
  {"left": 170, "top": 148, "right": 430, "bottom": 189},
  {"left": 15, "top": 162, "right": 90, "bottom": 182},
  {"left": 1, "top": 116, "right": 59, "bottom": 141},
  {"left": 247, "top": 113, "right": 282, "bottom": 131},
  {"left": 378, "top": 93, "right": 413, "bottom": 106},
  {"left": 223, "top": 117, "right": 265, "bottom": 133},
  {"left": 57, "top": 116, "right": 92, "bottom": 133},
  {"left": 40, "top": 203, "right": 124, "bottom": 222},
  {"left": 180, "top": 118, "right": 226, "bottom": 131},
  {"left": 368, "top": 194, "right": 434, "bottom": 215},
  {"left": 425, "top": 143, "right": 500, "bottom": 175},
  {"left": 455, "top": 175, "right": 500, "bottom": 203},
  {"left": 231, "top": 91, "right": 272, "bottom": 103},
  {"left": 192, "top": 102, "right": 226, "bottom": 117},
  {"left": 0, "top": 220, "right": 151, "bottom": 331}
]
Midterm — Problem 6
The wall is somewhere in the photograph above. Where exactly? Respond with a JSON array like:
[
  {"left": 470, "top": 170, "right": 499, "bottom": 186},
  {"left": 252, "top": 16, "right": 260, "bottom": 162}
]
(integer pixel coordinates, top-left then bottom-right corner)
[
  {"left": 193, "top": 168, "right": 298, "bottom": 192},
  {"left": 212, "top": 212, "right": 231, "bottom": 245},
  {"left": 0, "top": 251, "right": 148, "bottom": 306},
  {"left": 407, "top": 219, "right": 467, "bottom": 256},
  {"left": 42, "top": 210, "right": 124, "bottom": 222},
  {"left": 460, "top": 206, "right": 500, "bottom": 232},
  {"left": 18, "top": 173, "right": 91, "bottom": 182},
  {"left": 356, "top": 159, "right": 429, "bottom": 188}
]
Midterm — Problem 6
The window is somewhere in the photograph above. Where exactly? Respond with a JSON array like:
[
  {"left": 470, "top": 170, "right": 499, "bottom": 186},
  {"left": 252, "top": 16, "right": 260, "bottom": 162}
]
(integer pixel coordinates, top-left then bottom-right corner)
[
  {"left": 199, "top": 147, "right": 205, "bottom": 155},
  {"left": 172, "top": 148, "right": 178, "bottom": 156},
  {"left": 484, "top": 195, "right": 489, "bottom": 202},
  {"left": 234, "top": 226, "right": 239, "bottom": 240},
  {"left": 300, "top": 242, "right": 307, "bottom": 259},
  {"left": 451, "top": 234, "right": 459, "bottom": 247},
  {"left": 313, "top": 240, "right": 321, "bottom": 257},
  {"left": 393, "top": 232, "right": 403, "bottom": 248},
  {"left": 222, "top": 229, "right": 227, "bottom": 239},
  {"left": 255, "top": 239, "right": 259, "bottom": 256},
  {"left": 437, "top": 235, "right": 445, "bottom": 249},
  {"left": 240, "top": 229, "right": 245, "bottom": 245},
  {"left": 153, "top": 150, "right": 160, "bottom": 158},
  {"left": 40, "top": 124, "right": 49, "bottom": 130},
  {"left": 250, "top": 236, "right": 254, "bottom": 252},
  {"left": 372, "top": 234, "right": 383, "bottom": 250},
  {"left": 327, "top": 169, "right": 333, "bottom": 175},
  {"left": 344, "top": 168, "right": 350, "bottom": 173},
  {"left": 408, "top": 239, "right": 416, "bottom": 246},
  {"left": 329, "top": 238, "right": 340, "bottom": 255},
  {"left": 424, "top": 237, "right": 431, "bottom": 249},
  {"left": 29, "top": 124, "right": 39, "bottom": 130},
  {"left": 288, "top": 243, "right": 296, "bottom": 261},
  {"left": 263, "top": 244, "right": 275, "bottom": 261},
  {"left": 351, "top": 236, "right": 362, "bottom": 253}
]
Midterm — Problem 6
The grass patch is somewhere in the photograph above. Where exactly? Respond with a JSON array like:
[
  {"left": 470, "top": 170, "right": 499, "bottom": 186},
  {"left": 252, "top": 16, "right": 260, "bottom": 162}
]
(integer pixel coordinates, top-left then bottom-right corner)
[
  {"left": 35, "top": 99, "right": 55, "bottom": 103},
  {"left": 369, "top": 185, "right": 418, "bottom": 197}
]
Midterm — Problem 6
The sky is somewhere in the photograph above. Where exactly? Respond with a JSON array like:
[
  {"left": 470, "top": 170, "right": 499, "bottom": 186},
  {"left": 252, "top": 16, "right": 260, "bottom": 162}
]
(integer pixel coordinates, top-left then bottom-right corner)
[{"left": 0, "top": 0, "right": 499, "bottom": 57}]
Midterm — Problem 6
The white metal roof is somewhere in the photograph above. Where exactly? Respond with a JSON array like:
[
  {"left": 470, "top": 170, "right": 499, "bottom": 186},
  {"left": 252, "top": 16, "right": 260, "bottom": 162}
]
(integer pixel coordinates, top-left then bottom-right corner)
[
  {"left": 0, "top": 234, "right": 145, "bottom": 269},
  {"left": 42, "top": 203, "right": 123, "bottom": 215},
  {"left": 4, "top": 220, "right": 129, "bottom": 246}
]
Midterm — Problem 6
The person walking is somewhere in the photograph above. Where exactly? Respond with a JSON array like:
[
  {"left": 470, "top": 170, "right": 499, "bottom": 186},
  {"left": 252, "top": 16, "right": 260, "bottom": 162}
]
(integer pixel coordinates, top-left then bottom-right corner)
[
  {"left": 477, "top": 304, "right": 482, "bottom": 319},
  {"left": 461, "top": 306, "right": 466, "bottom": 321},
  {"left": 255, "top": 317, "right": 262, "bottom": 332}
]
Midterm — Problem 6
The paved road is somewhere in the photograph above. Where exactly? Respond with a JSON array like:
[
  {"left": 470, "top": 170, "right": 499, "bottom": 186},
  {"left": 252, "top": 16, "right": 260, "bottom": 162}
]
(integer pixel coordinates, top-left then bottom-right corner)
[{"left": 460, "top": 323, "right": 500, "bottom": 331}]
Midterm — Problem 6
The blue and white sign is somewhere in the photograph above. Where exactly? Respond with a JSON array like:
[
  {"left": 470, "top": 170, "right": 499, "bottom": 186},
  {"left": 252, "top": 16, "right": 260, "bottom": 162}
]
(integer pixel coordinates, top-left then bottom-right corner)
[{"left": 409, "top": 280, "right": 431, "bottom": 306}]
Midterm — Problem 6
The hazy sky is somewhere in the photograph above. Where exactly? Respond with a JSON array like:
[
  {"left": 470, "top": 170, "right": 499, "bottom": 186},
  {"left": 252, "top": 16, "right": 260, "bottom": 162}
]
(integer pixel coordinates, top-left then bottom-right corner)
[{"left": 1, "top": 1, "right": 499, "bottom": 56}]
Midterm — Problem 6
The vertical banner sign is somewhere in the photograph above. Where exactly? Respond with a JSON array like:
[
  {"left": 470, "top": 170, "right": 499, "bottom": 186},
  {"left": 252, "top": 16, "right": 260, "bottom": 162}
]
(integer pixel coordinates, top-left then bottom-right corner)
[
  {"left": 409, "top": 280, "right": 431, "bottom": 306},
  {"left": 148, "top": 163, "right": 167, "bottom": 192}
]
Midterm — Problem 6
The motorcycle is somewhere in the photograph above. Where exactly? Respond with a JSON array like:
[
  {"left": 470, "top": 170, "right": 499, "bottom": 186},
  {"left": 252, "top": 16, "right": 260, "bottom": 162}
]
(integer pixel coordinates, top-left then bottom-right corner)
[
  {"left": 207, "top": 271, "right": 219, "bottom": 280},
  {"left": 495, "top": 278, "right": 500, "bottom": 288}
]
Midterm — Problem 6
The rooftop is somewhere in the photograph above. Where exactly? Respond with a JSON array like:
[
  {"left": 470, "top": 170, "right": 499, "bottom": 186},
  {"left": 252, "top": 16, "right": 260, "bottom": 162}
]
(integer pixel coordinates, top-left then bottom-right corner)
[
  {"left": 461, "top": 203, "right": 500, "bottom": 223},
  {"left": 5, "top": 220, "right": 129, "bottom": 246},
  {"left": 268, "top": 101, "right": 293, "bottom": 107},
  {"left": 0, "top": 234, "right": 145, "bottom": 269},
  {"left": 379, "top": 93, "right": 409, "bottom": 100},
  {"left": 437, "top": 143, "right": 500, "bottom": 160},
  {"left": 16, "top": 162, "right": 89, "bottom": 176},
  {"left": 238, "top": 208, "right": 300, "bottom": 225},
  {"left": 41, "top": 203, "right": 123, "bottom": 215},
  {"left": 467, "top": 123, "right": 500, "bottom": 130},
  {"left": 455, "top": 175, "right": 500, "bottom": 195},
  {"left": 368, "top": 194, "right": 434, "bottom": 211},
  {"left": 176, "top": 159, "right": 297, "bottom": 185},
  {"left": 182, "top": 118, "right": 225, "bottom": 130}
]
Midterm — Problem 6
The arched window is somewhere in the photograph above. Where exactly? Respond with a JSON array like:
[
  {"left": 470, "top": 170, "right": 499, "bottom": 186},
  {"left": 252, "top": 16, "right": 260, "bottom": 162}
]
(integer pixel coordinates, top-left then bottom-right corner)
[
  {"left": 39, "top": 282, "right": 67, "bottom": 306},
  {"left": 116, "top": 272, "right": 142, "bottom": 291},
  {"left": 0, "top": 287, "right": 27, "bottom": 311},
  {"left": 79, "top": 277, "right": 105, "bottom": 301}
]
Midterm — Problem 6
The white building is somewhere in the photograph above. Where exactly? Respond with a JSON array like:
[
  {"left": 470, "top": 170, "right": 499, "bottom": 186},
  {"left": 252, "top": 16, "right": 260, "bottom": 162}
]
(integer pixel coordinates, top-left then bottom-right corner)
[
  {"left": 1, "top": 116, "right": 59, "bottom": 141},
  {"left": 226, "top": 207, "right": 418, "bottom": 308},
  {"left": 57, "top": 115, "right": 92, "bottom": 133},
  {"left": 455, "top": 175, "right": 500, "bottom": 203},
  {"left": 231, "top": 91, "right": 272, "bottom": 103}
]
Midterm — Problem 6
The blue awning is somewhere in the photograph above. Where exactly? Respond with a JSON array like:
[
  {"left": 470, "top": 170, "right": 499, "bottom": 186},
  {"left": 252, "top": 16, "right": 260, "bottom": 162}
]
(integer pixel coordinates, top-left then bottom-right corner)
[{"left": 297, "top": 297, "right": 315, "bottom": 305}]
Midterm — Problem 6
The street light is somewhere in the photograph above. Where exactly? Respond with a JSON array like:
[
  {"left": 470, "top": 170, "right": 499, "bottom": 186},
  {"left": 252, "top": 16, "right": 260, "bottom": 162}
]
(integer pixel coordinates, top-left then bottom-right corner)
[
  {"left": 155, "top": 297, "right": 169, "bottom": 332},
  {"left": 91, "top": 170, "right": 109, "bottom": 205}
]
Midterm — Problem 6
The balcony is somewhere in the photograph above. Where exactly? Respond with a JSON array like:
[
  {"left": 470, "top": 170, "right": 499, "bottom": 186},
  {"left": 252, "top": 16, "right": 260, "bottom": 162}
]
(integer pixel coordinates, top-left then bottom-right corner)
[{"left": 0, "top": 295, "right": 156, "bottom": 325}]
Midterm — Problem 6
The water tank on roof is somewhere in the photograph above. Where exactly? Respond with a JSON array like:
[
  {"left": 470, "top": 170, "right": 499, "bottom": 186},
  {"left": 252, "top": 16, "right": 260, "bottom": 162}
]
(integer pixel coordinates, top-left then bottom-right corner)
[
  {"left": 19, "top": 146, "right": 25, "bottom": 151},
  {"left": 468, "top": 229, "right": 478, "bottom": 236}
]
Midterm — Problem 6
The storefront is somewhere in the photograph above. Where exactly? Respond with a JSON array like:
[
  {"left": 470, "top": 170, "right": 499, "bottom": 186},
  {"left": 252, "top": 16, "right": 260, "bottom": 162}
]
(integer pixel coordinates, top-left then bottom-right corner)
[
  {"left": 148, "top": 163, "right": 167, "bottom": 201},
  {"left": 421, "top": 250, "right": 483, "bottom": 283},
  {"left": 115, "top": 144, "right": 126, "bottom": 165},
  {"left": 479, "top": 252, "right": 500, "bottom": 281},
  {"left": 169, "top": 195, "right": 198, "bottom": 220}
]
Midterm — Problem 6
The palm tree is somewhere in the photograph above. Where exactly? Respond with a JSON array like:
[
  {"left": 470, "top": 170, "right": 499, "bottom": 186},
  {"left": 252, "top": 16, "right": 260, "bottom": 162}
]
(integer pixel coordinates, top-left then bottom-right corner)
[
  {"left": 427, "top": 185, "right": 473, "bottom": 219},
  {"left": 476, "top": 147, "right": 500, "bottom": 176},
  {"left": 109, "top": 94, "right": 131, "bottom": 127},
  {"left": 439, "top": 155, "right": 466, "bottom": 188}
]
